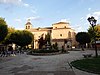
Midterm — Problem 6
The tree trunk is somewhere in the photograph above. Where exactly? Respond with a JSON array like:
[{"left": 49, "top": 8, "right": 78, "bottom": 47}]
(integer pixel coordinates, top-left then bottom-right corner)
[{"left": 81, "top": 44, "right": 84, "bottom": 51}]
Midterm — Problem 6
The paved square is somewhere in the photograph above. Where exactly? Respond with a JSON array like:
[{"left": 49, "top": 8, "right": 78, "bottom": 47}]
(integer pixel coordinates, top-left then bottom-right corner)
[{"left": 0, "top": 50, "right": 99, "bottom": 75}]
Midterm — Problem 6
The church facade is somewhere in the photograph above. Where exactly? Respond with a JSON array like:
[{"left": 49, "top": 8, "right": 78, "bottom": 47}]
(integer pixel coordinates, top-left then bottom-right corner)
[{"left": 25, "top": 20, "right": 77, "bottom": 50}]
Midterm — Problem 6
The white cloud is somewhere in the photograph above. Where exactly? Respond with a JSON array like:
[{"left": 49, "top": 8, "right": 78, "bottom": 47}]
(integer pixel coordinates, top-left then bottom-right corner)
[
  {"left": 60, "top": 19, "right": 67, "bottom": 22},
  {"left": 23, "top": 3, "right": 29, "bottom": 7},
  {"left": 0, "top": 0, "right": 30, "bottom": 7},
  {"left": 0, "top": 0, "right": 21, "bottom": 5},
  {"left": 71, "top": 24, "right": 83, "bottom": 32},
  {"left": 93, "top": 11, "right": 100, "bottom": 20},
  {"left": 75, "top": 25, "right": 82, "bottom": 29},
  {"left": 86, "top": 11, "right": 100, "bottom": 22},
  {"left": 80, "top": 17, "right": 83, "bottom": 20},
  {"left": 0, "top": 0, "right": 38, "bottom": 15},
  {"left": 77, "top": 26, "right": 82, "bottom": 30},
  {"left": 88, "top": 8, "right": 91, "bottom": 11},
  {"left": 87, "top": 11, "right": 100, "bottom": 18},
  {"left": 15, "top": 18, "right": 22, "bottom": 23},
  {"left": 80, "top": 17, "right": 84, "bottom": 21},
  {"left": 26, "top": 16, "right": 41, "bottom": 21},
  {"left": 60, "top": 19, "right": 71, "bottom": 23}
]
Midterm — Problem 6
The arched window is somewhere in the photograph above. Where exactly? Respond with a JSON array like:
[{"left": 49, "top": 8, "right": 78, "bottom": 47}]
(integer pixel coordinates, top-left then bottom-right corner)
[
  {"left": 26, "top": 26, "right": 27, "bottom": 29},
  {"left": 68, "top": 31, "right": 71, "bottom": 38},
  {"left": 28, "top": 26, "right": 30, "bottom": 29}
]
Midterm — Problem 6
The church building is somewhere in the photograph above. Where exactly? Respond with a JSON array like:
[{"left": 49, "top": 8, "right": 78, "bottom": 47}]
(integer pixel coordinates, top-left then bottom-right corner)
[{"left": 25, "top": 19, "right": 77, "bottom": 50}]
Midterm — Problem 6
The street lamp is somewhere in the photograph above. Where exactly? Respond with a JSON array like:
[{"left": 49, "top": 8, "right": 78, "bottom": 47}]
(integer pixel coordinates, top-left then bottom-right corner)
[{"left": 87, "top": 16, "right": 98, "bottom": 57}]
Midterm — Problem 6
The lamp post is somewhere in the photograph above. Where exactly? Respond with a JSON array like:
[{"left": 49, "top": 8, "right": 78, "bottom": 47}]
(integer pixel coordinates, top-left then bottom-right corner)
[{"left": 87, "top": 16, "right": 98, "bottom": 57}]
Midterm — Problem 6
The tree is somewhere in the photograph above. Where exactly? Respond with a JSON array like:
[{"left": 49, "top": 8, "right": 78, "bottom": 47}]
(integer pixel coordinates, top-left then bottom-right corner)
[
  {"left": 0, "top": 17, "right": 8, "bottom": 42},
  {"left": 9, "top": 30, "right": 33, "bottom": 48},
  {"left": 38, "top": 36, "right": 45, "bottom": 49},
  {"left": 88, "top": 25, "right": 100, "bottom": 42},
  {"left": 96, "top": 25, "right": 100, "bottom": 40},
  {"left": 54, "top": 42, "right": 58, "bottom": 50},
  {"left": 2, "top": 27, "right": 15, "bottom": 45},
  {"left": 45, "top": 33, "right": 51, "bottom": 44},
  {"left": 52, "top": 42, "right": 58, "bottom": 50},
  {"left": 76, "top": 32, "right": 91, "bottom": 50}
]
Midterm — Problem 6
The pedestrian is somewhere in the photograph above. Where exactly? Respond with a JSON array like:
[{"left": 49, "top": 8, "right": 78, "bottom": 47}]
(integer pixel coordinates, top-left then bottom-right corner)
[
  {"left": 62, "top": 46, "right": 64, "bottom": 53},
  {"left": 1, "top": 47, "right": 5, "bottom": 57},
  {"left": 8, "top": 46, "right": 13, "bottom": 56}
]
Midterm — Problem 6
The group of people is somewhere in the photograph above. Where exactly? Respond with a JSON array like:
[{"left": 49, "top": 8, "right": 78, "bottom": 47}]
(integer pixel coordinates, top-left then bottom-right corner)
[{"left": 0, "top": 46, "right": 16, "bottom": 57}]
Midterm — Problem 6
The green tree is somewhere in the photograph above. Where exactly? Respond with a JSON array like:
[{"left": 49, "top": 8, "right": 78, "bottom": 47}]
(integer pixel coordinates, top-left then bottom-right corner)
[
  {"left": 45, "top": 33, "right": 51, "bottom": 44},
  {"left": 0, "top": 17, "right": 8, "bottom": 42},
  {"left": 88, "top": 25, "right": 100, "bottom": 42},
  {"left": 38, "top": 36, "right": 45, "bottom": 49},
  {"left": 2, "top": 27, "right": 15, "bottom": 44},
  {"left": 9, "top": 30, "right": 33, "bottom": 48},
  {"left": 76, "top": 32, "right": 91, "bottom": 50},
  {"left": 52, "top": 42, "right": 58, "bottom": 50},
  {"left": 38, "top": 33, "right": 51, "bottom": 49},
  {"left": 55, "top": 42, "right": 58, "bottom": 50}
]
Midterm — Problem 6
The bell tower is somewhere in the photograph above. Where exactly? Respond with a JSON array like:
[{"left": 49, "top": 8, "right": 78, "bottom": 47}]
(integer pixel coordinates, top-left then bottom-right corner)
[{"left": 25, "top": 19, "right": 32, "bottom": 29}]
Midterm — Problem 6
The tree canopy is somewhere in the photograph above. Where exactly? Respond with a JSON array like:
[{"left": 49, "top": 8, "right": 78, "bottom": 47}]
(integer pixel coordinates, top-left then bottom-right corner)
[
  {"left": 2, "top": 27, "right": 15, "bottom": 44},
  {"left": 38, "top": 33, "right": 51, "bottom": 49},
  {"left": 76, "top": 32, "right": 91, "bottom": 44},
  {"left": 88, "top": 25, "right": 100, "bottom": 41},
  {"left": 45, "top": 33, "right": 51, "bottom": 44},
  {"left": 9, "top": 30, "right": 33, "bottom": 47},
  {"left": 38, "top": 35, "right": 45, "bottom": 49},
  {"left": 0, "top": 17, "right": 8, "bottom": 42}
]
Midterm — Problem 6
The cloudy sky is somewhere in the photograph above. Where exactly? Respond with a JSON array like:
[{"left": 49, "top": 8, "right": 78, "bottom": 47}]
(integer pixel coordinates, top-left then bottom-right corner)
[{"left": 0, "top": 0, "right": 100, "bottom": 32}]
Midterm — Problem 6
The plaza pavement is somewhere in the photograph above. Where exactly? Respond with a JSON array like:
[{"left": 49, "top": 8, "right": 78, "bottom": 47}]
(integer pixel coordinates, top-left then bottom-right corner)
[{"left": 0, "top": 50, "right": 99, "bottom": 75}]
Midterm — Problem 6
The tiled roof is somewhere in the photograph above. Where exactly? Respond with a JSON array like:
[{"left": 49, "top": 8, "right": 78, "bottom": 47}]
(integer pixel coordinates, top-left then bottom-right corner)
[
  {"left": 26, "top": 22, "right": 32, "bottom": 25},
  {"left": 52, "top": 28, "right": 71, "bottom": 30},
  {"left": 27, "top": 28, "right": 52, "bottom": 32},
  {"left": 53, "top": 22, "right": 69, "bottom": 25}
]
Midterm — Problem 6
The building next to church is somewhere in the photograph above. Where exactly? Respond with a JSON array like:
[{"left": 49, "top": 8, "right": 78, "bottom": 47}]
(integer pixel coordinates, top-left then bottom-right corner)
[{"left": 25, "top": 19, "right": 77, "bottom": 50}]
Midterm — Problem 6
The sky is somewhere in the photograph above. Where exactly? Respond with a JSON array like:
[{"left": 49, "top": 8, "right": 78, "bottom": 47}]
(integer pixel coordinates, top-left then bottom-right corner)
[{"left": 0, "top": 0, "right": 100, "bottom": 32}]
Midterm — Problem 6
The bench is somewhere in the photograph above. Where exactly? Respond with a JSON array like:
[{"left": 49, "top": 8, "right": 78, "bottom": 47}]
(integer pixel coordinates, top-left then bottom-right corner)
[{"left": 82, "top": 53, "right": 92, "bottom": 58}]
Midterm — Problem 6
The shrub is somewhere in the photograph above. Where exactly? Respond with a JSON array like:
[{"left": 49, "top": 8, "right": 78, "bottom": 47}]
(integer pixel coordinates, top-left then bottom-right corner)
[{"left": 28, "top": 49, "right": 59, "bottom": 54}]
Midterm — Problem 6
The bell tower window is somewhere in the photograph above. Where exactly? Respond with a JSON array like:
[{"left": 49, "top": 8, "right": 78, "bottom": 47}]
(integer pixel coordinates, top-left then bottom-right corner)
[
  {"left": 28, "top": 26, "right": 30, "bottom": 29},
  {"left": 26, "top": 26, "right": 27, "bottom": 29}
]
